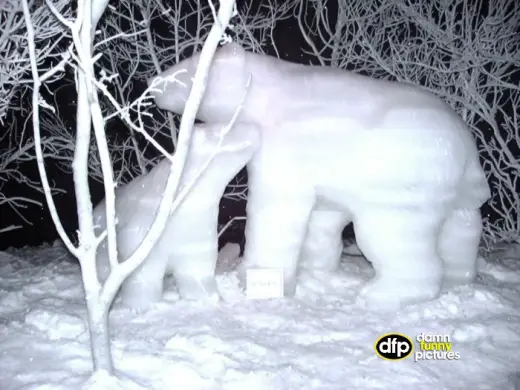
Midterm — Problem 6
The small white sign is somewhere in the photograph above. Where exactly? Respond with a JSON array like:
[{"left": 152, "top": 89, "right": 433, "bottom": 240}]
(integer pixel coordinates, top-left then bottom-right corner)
[{"left": 246, "top": 268, "right": 284, "bottom": 300}]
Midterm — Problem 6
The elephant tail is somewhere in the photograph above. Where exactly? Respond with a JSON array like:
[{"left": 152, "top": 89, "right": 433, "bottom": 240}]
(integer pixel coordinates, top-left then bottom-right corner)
[{"left": 455, "top": 155, "right": 491, "bottom": 209}]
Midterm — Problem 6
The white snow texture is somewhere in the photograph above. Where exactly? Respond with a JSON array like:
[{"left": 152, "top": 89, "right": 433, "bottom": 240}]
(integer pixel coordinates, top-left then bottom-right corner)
[
  {"left": 93, "top": 122, "right": 259, "bottom": 309},
  {"left": 1, "top": 244, "right": 520, "bottom": 389},
  {"left": 148, "top": 42, "right": 491, "bottom": 310}
]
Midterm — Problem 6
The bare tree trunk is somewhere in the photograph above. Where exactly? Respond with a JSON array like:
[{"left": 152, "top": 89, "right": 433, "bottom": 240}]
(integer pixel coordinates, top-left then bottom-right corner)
[{"left": 85, "top": 291, "right": 112, "bottom": 372}]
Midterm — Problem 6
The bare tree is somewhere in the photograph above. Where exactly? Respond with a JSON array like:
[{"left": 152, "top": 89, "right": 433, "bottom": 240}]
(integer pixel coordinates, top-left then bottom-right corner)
[
  {"left": 297, "top": 0, "right": 520, "bottom": 250},
  {"left": 23, "top": 0, "right": 239, "bottom": 382}
]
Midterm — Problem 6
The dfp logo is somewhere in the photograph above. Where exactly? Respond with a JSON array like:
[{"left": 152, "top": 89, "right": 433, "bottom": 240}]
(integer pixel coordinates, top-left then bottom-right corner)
[{"left": 374, "top": 333, "right": 414, "bottom": 360}]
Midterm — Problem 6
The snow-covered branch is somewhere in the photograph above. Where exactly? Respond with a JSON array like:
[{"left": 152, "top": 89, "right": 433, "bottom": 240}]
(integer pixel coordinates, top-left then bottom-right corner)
[
  {"left": 0, "top": 0, "right": 71, "bottom": 124},
  {"left": 0, "top": 0, "right": 72, "bottom": 234}
]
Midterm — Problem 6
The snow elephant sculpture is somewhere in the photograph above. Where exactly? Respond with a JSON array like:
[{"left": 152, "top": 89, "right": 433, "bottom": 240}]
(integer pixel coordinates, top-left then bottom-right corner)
[
  {"left": 148, "top": 43, "right": 491, "bottom": 309},
  {"left": 94, "top": 122, "right": 259, "bottom": 309}
]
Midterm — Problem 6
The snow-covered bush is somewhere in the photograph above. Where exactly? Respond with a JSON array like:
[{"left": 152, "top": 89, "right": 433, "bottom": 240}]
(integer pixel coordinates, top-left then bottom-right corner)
[{"left": 0, "top": 0, "right": 73, "bottom": 234}]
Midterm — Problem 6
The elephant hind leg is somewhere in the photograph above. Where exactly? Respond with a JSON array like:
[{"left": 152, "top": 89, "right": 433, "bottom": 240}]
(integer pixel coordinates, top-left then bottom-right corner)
[
  {"left": 438, "top": 208, "right": 482, "bottom": 288},
  {"left": 168, "top": 243, "right": 220, "bottom": 301},
  {"left": 300, "top": 207, "right": 351, "bottom": 273},
  {"left": 354, "top": 208, "right": 444, "bottom": 310}
]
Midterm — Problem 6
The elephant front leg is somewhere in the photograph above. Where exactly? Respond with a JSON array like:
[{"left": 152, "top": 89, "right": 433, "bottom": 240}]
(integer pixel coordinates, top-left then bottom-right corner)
[
  {"left": 169, "top": 242, "right": 219, "bottom": 302},
  {"left": 167, "top": 205, "right": 220, "bottom": 301},
  {"left": 242, "top": 187, "right": 315, "bottom": 297},
  {"left": 112, "top": 222, "right": 169, "bottom": 310},
  {"left": 119, "top": 255, "right": 168, "bottom": 310}
]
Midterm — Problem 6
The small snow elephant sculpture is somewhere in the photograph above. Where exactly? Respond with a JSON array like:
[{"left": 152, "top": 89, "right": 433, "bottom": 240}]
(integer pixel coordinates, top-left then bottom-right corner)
[
  {"left": 148, "top": 43, "right": 491, "bottom": 310},
  {"left": 94, "top": 122, "right": 259, "bottom": 309}
]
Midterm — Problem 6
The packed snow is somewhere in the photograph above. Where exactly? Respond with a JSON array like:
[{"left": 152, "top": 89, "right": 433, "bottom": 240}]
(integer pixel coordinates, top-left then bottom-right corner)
[{"left": 1, "top": 240, "right": 519, "bottom": 389}]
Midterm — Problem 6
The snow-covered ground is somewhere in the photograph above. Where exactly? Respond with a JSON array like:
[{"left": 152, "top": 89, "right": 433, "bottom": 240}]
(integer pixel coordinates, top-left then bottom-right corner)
[{"left": 1, "top": 241, "right": 520, "bottom": 390}]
